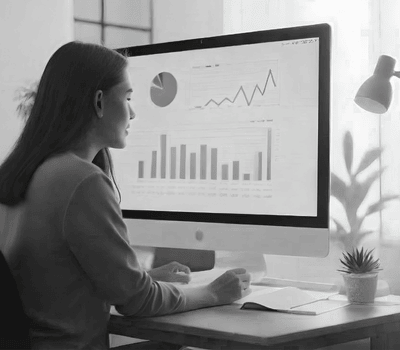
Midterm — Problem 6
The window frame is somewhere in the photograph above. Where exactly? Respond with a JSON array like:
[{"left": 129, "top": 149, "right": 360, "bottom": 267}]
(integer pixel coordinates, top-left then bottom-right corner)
[{"left": 74, "top": 0, "right": 153, "bottom": 46}]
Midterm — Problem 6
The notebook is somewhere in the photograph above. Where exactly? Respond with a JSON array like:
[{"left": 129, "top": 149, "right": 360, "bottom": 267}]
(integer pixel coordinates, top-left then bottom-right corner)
[{"left": 239, "top": 286, "right": 349, "bottom": 315}]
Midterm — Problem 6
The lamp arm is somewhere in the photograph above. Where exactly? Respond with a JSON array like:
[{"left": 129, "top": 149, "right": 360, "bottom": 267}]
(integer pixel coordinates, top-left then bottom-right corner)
[{"left": 393, "top": 71, "right": 400, "bottom": 78}]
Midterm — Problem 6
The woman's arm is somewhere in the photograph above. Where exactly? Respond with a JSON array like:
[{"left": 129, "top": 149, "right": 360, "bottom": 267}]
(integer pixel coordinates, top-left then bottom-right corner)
[
  {"left": 179, "top": 268, "right": 250, "bottom": 311},
  {"left": 63, "top": 172, "right": 185, "bottom": 316},
  {"left": 64, "top": 171, "right": 250, "bottom": 316}
]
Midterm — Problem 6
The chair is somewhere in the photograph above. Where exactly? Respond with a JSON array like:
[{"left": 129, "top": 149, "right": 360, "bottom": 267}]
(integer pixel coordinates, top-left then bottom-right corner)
[
  {"left": 0, "top": 249, "right": 31, "bottom": 349},
  {"left": 0, "top": 248, "right": 182, "bottom": 350}
]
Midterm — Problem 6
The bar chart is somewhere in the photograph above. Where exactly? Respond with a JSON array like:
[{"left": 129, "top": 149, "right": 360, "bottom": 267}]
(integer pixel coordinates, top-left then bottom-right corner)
[{"left": 136, "top": 128, "right": 272, "bottom": 182}]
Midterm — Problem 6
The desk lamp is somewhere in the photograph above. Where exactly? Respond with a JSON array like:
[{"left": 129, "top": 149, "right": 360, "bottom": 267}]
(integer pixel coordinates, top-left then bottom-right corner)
[
  {"left": 355, "top": 55, "right": 400, "bottom": 113},
  {"left": 352, "top": 55, "right": 396, "bottom": 299}
]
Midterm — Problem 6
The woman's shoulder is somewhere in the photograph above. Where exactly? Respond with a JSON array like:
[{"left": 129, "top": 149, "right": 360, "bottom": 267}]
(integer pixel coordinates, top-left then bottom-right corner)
[
  {"left": 23, "top": 152, "right": 109, "bottom": 210},
  {"left": 36, "top": 152, "right": 104, "bottom": 188}
]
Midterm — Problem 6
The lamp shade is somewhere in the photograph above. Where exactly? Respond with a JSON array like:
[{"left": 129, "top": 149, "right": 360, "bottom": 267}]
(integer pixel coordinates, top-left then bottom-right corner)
[{"left": 354, "top": 55, "right": 396, "bottom": 114}]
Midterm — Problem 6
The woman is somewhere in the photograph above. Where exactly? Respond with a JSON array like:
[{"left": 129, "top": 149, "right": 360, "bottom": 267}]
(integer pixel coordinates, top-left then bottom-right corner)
[{"left": 0, "top": 41, "right": 250, "bottom": 350}]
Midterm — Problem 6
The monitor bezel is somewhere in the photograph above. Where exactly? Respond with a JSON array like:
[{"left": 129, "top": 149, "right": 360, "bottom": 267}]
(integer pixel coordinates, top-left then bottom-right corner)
[{"left": 116, "top": 23, "right": 331, "bottom": 229}]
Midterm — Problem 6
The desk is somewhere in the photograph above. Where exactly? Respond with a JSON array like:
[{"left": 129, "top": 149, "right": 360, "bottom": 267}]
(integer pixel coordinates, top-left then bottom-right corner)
[{"left": 109, "top": 302, "right": 400, "bottom": 350}]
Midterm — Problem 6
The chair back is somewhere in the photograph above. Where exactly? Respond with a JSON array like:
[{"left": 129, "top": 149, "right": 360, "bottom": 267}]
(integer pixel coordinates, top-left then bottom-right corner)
[{"left": 0, "top": 250, "right": 31, "bottom": 349}]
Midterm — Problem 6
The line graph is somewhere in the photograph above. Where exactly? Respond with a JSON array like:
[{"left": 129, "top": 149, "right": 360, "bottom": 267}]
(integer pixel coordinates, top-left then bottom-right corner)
[
  {"left": 205, "top": 69, "right": 277, "bottom": 107},
  {"left": 190, "top": 60, "right": 279, "bottom": 109}
]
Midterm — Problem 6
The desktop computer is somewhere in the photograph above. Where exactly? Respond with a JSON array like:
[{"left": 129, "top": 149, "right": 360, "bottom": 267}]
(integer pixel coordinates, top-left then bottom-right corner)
[{"left": 111, "top": 23, "right": 331, "bottom": 270}]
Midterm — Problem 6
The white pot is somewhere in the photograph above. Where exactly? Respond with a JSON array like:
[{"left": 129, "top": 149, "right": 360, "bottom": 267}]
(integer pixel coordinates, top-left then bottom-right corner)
[{"left": 341, "top": 273, "right": 378, "bottom": 303}]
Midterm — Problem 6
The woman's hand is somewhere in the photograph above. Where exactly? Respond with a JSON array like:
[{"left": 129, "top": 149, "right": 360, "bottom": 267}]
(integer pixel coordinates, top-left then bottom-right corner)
[
  {"left": 207, "top": 268, "right": 251, "bottom": 305},
  {"left": 148, "top": 261, "right": 191, "bottom": 284},
  {"left": 177, "top": 267, "right": 251, "bottom": 312}
]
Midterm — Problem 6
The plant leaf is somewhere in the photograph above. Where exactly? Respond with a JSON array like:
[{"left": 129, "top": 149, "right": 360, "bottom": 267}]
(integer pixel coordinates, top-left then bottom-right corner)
[
  {"left": 354, "top": 147, "right": 383, "bottom": 176},
  {"left": 338, "top": 247, "right": 381, "bottom": 274},
  {"left": 353, "top": 230, "right": 375, "bottom": 247},
  {"left": 347, "top": 168, "right": 384, "bottom": 212},
  {"left": 365, "top": 194, "right": 400, "bottom": 216},
  {"left": 343, "top": 131, "right": 353, "bottom": 176},
  {"left": 330, "top": 173, "right": 348, "bottom": 206},
  {"left": 331, "top": 218, "right": 347, "bottom": 234},
  {"left": 330, "top": 229, "right": 348, "bottom": 244},
  {"left": 14, "top": 81, "right": 38, "bottom": 121}
]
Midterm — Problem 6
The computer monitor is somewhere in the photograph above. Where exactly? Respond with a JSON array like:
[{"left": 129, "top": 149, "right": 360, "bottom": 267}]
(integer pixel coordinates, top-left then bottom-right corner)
[{"left": 112, "top": 23, "right": 331, "bottom": 258}]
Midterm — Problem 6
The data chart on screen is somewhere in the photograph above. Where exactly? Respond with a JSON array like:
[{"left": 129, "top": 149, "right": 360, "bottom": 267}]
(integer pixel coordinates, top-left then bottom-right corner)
[{"left": 111, "top": 38, "right": 319, "bottom": 217}]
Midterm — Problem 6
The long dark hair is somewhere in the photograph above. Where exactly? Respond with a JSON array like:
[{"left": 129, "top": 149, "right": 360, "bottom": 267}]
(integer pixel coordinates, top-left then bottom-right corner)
[{"left": 0, "top": 41, "right": 128, "bottom": 205}]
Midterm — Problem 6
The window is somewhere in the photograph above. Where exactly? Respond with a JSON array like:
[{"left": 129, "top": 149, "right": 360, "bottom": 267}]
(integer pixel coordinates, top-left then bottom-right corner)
[
  {"left": 73, "top": 0, "right": 152, "bottom": 48},
  {"left": 377, "top": 0, "right": 400, "bottom": 242},
  {"left": 223, "top": 0, "right": 400, "bottom": 290},
  {"left": 224, "top": 0, "right": 384, "bottom": 246}
]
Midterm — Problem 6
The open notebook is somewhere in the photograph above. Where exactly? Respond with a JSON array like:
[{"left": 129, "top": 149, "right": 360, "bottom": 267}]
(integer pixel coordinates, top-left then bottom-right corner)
[
  {"left": 183, "top": 269, "right": 348, "bottom": 316},
  {"left": 238, "top": 286, "right": 349, "bottom": 315}
]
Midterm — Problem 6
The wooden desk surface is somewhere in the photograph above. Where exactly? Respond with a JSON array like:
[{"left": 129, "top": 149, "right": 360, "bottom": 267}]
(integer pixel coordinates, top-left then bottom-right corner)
[{"left": 109, "top": 302, "right": 400, "bottom": 349}]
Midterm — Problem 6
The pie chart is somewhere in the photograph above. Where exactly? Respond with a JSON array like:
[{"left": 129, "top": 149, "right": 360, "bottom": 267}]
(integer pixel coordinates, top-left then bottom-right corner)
[{"left": 150, "top": 72, "right": 177, "bottom": 107}]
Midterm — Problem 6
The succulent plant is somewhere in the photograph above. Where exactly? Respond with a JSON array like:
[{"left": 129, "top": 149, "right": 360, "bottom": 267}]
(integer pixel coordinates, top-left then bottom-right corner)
[
  {"left": 330, "top": 130, "right": 399, "bottom": 251},
  {"left": 338, "top": 247, "right": 382, "bottom": 274}
]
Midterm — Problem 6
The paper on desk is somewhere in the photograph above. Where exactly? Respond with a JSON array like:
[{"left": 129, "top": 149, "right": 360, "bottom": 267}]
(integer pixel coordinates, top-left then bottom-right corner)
[
  {"left": 235, "top": 286, "right": 338, "bottom": 305},
  {"left": 238, "top": 286, "right": 348, "bottom": 315},
  {"left": 330, "top": 293, "right": 400, "bottom": 306},
  {"left": 254, "top": 277, "right": 339, "bottom": 293},
  {"left": 374, "top": 294, "right": 400, "bottom": 305},
  {"left": 234, "top": 285, "right": 281, "bottom": 305}
]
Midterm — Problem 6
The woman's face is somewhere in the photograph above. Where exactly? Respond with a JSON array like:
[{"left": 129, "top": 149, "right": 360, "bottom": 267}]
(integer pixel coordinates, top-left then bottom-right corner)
[{"left": 98, "top": 68, "right": 135, "bottom": 149}]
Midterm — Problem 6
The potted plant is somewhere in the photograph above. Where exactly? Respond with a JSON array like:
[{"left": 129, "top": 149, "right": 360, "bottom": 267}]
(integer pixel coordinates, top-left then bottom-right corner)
[
  {"left": 338, "top": 246, "right": 382, "bottom": 303},
  {"left": 330, "top": 130, "right": 399, "bottom": 252}
]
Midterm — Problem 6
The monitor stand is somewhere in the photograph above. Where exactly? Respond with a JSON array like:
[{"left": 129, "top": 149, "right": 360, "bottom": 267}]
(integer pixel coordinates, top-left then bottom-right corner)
[
  {"left": 152, "top": 247, "right": 216, "bottom": 272},
  {"left": 151, "top": 248, "right": 268, "bottom": 282},
  {"left": 214, "top": 250, "right": 267, "bottom": 283}
]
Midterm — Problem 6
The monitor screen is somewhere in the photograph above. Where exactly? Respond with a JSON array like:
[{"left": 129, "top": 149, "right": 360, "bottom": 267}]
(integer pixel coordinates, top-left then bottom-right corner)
[{"left": 112, "top": 23, "right": 331, "bottom": 257}]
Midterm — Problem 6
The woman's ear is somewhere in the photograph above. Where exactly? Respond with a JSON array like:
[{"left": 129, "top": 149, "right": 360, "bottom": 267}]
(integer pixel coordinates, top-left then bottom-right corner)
[{"left": 94, "top": 90, "right": 104, "bottom": 118}]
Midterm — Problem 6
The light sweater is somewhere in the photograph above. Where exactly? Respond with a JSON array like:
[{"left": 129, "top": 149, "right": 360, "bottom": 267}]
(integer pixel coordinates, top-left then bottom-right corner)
[{"left": 0, "top": 152, "right": 186, "bottom": 349}]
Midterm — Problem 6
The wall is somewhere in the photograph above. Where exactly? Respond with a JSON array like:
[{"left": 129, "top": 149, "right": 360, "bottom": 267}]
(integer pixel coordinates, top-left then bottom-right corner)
[
  {"left": 0, "top": 0, "right": 73, "bottom": 163},
  {"left": 152, "top": 0, "right": 224, "bottom": 43}
]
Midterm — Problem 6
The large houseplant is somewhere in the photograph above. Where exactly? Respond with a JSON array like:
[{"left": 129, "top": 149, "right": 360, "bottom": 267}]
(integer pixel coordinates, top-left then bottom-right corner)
[{"left": 330, "top": 131, "right": 399, "bottom": 251}]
